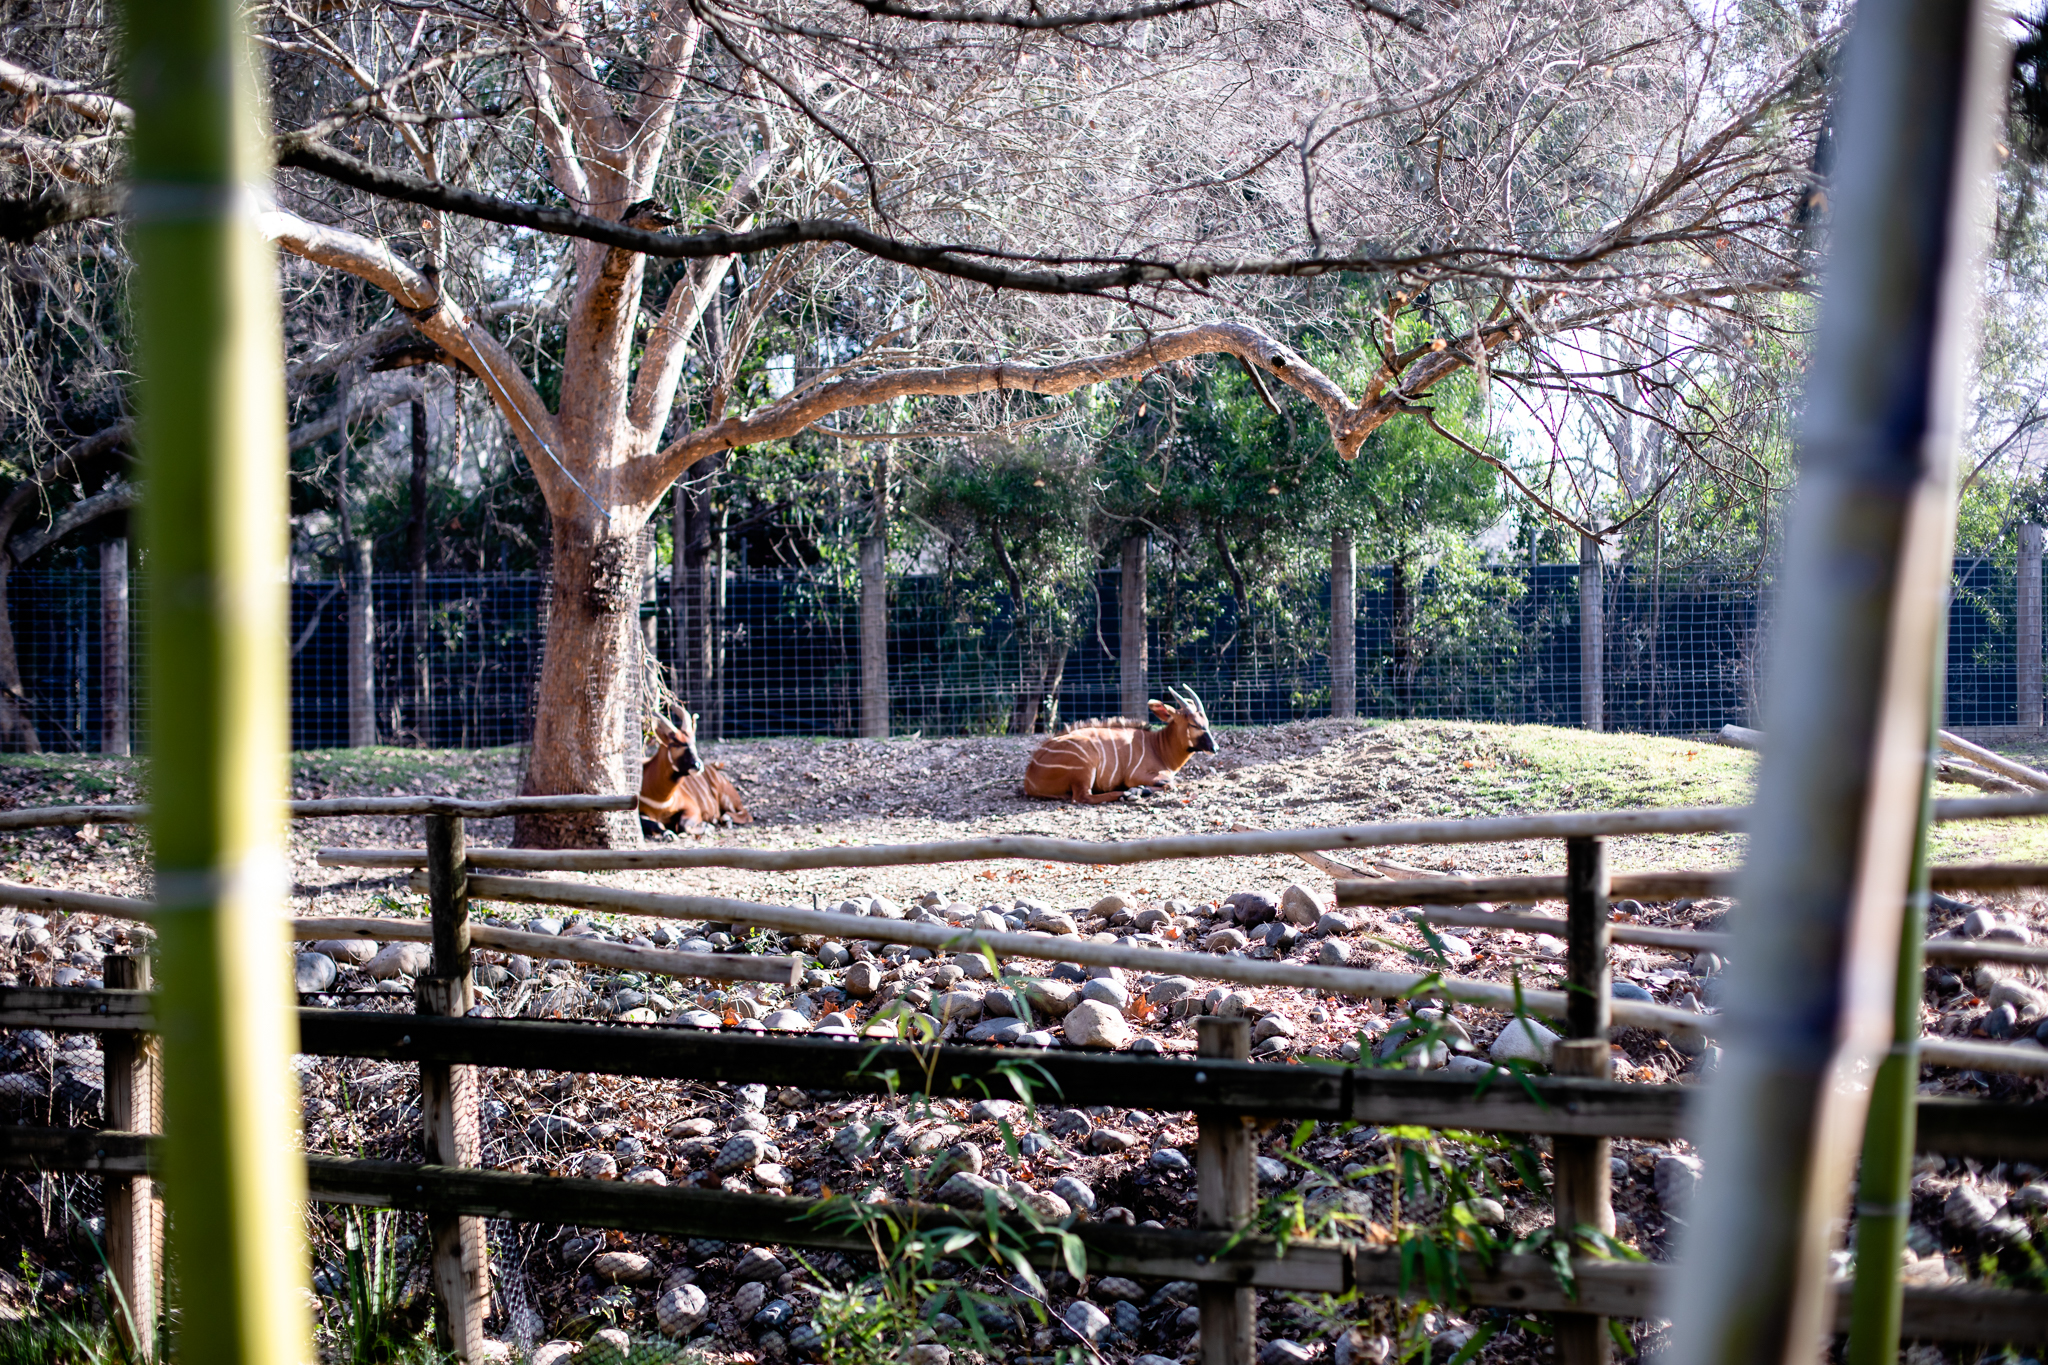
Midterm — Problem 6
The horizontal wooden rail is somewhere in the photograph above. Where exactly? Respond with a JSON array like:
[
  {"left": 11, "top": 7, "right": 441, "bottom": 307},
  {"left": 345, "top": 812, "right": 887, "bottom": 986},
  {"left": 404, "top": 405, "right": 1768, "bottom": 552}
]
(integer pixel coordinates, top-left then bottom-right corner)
[
  {"left": 0, "top": 1127, "right": 2033, "bottom": 1341},
  {"left": 1919, "top": 1037, "right": 2048, "bottom": 1077},
  {"left": 1337, "top": 871, "right": 1732, "bottom": 908},
  {"left": 1411, "top": 904, "right": 2048, "bottom": 969},
  {"left": 290, "top": 915, "right": 800, "bottom": 987},
  {"left": 5, "top": 991, "right": 2044, "bottom": 1156},
  {"left": 444, "top": 872, "right": 1718, "bottom": 1041}
]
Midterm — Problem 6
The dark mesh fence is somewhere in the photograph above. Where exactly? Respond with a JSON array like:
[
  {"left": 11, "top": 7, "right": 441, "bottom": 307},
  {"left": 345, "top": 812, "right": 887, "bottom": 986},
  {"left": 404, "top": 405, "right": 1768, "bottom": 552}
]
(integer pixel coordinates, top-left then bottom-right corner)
[{"left": 0, "top": 554, "right": 2032, "bottom": 752}]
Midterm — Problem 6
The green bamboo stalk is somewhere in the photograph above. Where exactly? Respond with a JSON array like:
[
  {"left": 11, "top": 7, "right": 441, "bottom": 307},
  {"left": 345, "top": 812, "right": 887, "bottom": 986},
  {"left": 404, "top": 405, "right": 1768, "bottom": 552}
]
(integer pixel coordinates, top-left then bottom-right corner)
[
  {"left": 1844, "top": 626, "right": 1945, "bottom": 1364},
  {"left": 124, "top": 0, "right": 311, "bottom": 1360}
]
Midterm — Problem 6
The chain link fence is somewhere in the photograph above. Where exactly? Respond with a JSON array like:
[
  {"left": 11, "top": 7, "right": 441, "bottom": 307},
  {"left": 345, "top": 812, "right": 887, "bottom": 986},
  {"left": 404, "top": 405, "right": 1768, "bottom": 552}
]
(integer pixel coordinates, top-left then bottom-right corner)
[{"left": 0, "top": 553, "right": 2034, "bottom": 753}]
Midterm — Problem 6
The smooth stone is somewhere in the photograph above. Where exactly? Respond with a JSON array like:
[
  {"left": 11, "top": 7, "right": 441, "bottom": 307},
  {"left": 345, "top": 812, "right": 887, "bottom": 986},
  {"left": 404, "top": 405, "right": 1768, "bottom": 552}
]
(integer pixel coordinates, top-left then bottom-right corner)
[
  {"left": 364, "top": 942, "right": 432, "bottom": 981},
  {"left": 711, "top": 1133, "right": 769, "bottom": 1175},
  {"left": 1016, "top": 1030, "right": 1055, "bottom": 1048},
  {"left": 1985, "top": 1002, "right": 2022, "bottom": 1039},
  {"left": 591, "top": 1250, "right": 657, "bottom": 1284},
  {"left": 294, "top": 952, "right": 338, "bottom": 993},
  {"left": 1260, "top": 1341, "right": 1314, "bottom": 1365},
  {"left": 1611, "top": 980, "right": 1654, "bottom": 1002},
  {"left": 1148, "top": 1147, "right": 1192, "bottom": 1174},
  {"left": 734, "top": 1247, "right": 786, "bottom": 1282},
  {"left": 1488, "top": 1018, "right": 1559, "bottom": 1066},
  {"left": 982, "top": 989, "right": 1020, "bottom": 1018},
  {"left": 1064, "top": 1000, "right": 1131, "bottom": 1049},
  {"left": 935, "top": 1171, "right": 1016, "bottom": 1211},
  {"left": 1204, "top": 927, "right": 1250, "bottom": 953},
  {"left": 966, "top": 1018, "right": 1028, "bottom": 1044},
  {"left": 932, "top": 990, "right": 983, "bottom": 1024},
  {"left": 1085, "top": 1127, "right": 1137, "bottom": 1154},
  {"left": 845, "top": 962, "right": 884, "bottom": 998},
  {"left": 1313, "top": 912, "right": 1356, "bottom": 938},
  {"left": 816, "top": 942, "right": 852, "bottom": 968},
  {"left": 1051, "top": 1175, "right": 1096, "bottom": 1212},
  {"left": 1147, "top": 977, "right": 1199, "bottom": 1005},
  {"left": 1215, "top": 990, "right": 1254, "bottom": 1018},
  {"left": 1224, "top": 891, "right": 1280, "bottom": 926},
  {"left": 1063, "top": 1301, "right": 1111, "bottom": 1342},
  {"left": 1253, "top": 1015, "right": 1296, "bottom": 1041},
  {"left": 1020, "top": 978, "right": 1079, "bottom": 1018},
  {"left": 1962, "top": 909, "right": 1998, "bottom": 938},
  {"left": 1316, "top": 940, "right": 1349, "bottom": 966},
  {"left": 655, "top": 1283, "right": 709, "bottom": 1337},
  {"left": 955, "top": 953, "right": 993, "bottom": 980},
  {"left": 732, "top": 1281, "right": 768, "bottom": 1321},
  {"left": 1254, "top": 1155, "right": 1290, "bottom": 1184},
  {"left": 1091, "top": 893, "right": 1128, "bottom": 916},
  {"left": 1455, "top": 1198, "right": 1507, "bottom": 1227},
  {"left": 312, "top": 939, "right": 377, "bottom": 965},
  {"left": 1654, "top": 1153, "right": 1704, "bottom": 1216},
  {"left": 968, "top": 1099, "right": 1017, "bottom": 1123},
  {"left": 573, "top": 1151, "right": 618, "bottom": 1180},
  {"left": 761, "top": 1009, "right": 811, "bottom": 1032},
  {"left": 1443, "top": 1054, "right": 1494, "bottom": 1078},
  {"left": 1080, "top": 977, "right": 1130, "bottom": 1010},
  {"left": 1279, "top": 884, "right": 1324, "bottom": 927}
]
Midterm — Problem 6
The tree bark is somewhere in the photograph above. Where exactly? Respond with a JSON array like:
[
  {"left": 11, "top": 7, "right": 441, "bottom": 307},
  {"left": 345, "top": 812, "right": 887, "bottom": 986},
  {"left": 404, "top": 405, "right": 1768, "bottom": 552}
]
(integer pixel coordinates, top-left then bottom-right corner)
[
  {"left": 347, "top": 537, "right": 377, "bottom": 748},
  {"left": 100, "top": 538, "right": 128, "bottom": 756},
  {"left": 1120, "top": 532, "right": 1147, "bottom": 720},
  {"left": 1330, "top": 527, "right": 1356, "bottom": 719},
  {"left": 1579, "top": 531, "right": 1604, "bottom": 733},
  {"left": 408, "top": 399, "right": 432, "bottom": 746},
  {"left": 1390, "top": 557, "right": 1413, "bottom": 715},
  {"left": 859, "top": 446, "right": 891, "bottom": 739},
  {"left": 515, "top": 515, "right": 646, "bottom": 848}
]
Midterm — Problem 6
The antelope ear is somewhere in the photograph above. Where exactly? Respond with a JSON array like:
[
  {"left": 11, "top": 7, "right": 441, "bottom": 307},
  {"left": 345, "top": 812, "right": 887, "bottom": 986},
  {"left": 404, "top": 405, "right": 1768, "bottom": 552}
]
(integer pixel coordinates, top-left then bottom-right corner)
[{"left": 1147, "top": 700, "right": 1174, "bottom": 720}]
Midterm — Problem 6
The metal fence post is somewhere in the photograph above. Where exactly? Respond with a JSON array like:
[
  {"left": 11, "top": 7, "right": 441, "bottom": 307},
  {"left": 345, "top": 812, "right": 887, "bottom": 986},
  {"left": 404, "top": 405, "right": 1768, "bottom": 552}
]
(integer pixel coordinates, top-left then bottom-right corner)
[
  {"left": 2019, "top": 524, "right": 2042, "bottom": 729},
  {"left": 419, "top": 812, "right": 487, "bottom": 1357},
  {"left": 102, "top": 952, "right": 159, "bottom": 1359},
  {"left": 1195, "top": 1015, "right": 1254, "bottom": 1365},
  {"left": 1122, "top": 533, "right": 1149, "bottom": 721},
  {"left": 1579, "top": 534, "right": 1604, "bottom": 732},
  {"left": 1553, "top": 836, "right": 1614, "bottom": 1364}
]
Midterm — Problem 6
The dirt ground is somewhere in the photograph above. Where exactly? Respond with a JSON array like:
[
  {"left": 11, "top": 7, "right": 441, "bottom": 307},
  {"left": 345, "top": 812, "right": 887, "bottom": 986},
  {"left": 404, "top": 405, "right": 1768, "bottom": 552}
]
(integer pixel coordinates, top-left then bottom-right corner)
[{"left": 0, "top": 719, "right": 2040, "bottom": 1364}]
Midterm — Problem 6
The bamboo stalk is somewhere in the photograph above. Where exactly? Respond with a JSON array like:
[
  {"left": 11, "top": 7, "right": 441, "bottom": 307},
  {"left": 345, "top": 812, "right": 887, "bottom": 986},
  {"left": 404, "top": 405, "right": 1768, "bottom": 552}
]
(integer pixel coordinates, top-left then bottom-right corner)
[
  {"left": 1667, "top": 2, "right": 2009, "bottom": 1358},
  {"left": 442, "top": 871, "right": 1716, "bottom": 1040},
  {"left": 125, "top": 0, "right": 312, "bottom": 1354}
]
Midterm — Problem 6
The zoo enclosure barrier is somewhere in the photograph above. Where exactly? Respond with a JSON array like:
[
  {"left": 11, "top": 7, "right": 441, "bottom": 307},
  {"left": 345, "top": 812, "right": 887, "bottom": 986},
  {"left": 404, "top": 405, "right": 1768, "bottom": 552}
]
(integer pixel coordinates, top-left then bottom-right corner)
[
  {"left": 6, "top": 543, "right": 2048, "bottom": 753},
  {"left": 2, "top": 799, "right": 2048, "bottom": 1362}
]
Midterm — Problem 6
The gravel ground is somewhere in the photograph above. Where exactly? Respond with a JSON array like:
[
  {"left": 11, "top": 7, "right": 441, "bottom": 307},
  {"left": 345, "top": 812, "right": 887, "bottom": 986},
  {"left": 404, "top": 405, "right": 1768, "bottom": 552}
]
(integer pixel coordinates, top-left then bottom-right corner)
[{"left": 0, "top": 721, "right": 2041, "bottom": 1364}]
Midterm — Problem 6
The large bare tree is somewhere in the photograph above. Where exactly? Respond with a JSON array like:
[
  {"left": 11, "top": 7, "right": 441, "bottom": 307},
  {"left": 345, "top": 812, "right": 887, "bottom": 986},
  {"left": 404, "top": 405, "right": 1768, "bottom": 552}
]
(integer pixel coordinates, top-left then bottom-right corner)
[{"left": 2, "top": 0, "right": 1836, "bottom": 844}]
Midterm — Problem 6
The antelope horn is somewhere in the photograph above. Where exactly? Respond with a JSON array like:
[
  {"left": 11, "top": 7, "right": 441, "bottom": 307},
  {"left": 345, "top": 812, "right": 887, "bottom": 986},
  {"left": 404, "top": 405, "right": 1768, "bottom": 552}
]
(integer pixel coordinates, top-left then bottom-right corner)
[
  {"left": 1182, "top": 685, "right": 1206, "bottom": 716},
  {"left": 1164, "top": 685, "right": 1185, "bottom": 706}
]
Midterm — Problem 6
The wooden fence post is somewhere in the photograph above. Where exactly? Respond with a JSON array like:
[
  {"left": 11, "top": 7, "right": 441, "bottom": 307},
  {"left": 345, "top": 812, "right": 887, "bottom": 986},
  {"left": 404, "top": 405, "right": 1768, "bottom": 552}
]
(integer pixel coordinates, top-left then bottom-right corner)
[
  {"left": 1195, "top": 1015, "right": 1254, "bottom": 1365},
  {"left": 419, "top": 813, "right": 487, "bottom": 1358},
  {"left": 103, "top": 952, "right": 159, "bottom": 1359},
  {"left": 858, "top": 445, "right": 891, "bottom": 740},
  {"left": 1553, "top": 836, "right": 1614, "bottom": 1365},
  {"left": 2019, "top": 524, "right": 2042, "bottom": 729}
]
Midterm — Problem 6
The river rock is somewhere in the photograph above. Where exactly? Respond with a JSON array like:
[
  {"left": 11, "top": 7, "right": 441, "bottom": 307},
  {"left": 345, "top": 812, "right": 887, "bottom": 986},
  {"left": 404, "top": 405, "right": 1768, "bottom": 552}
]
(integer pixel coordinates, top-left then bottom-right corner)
[
  {"left": 1148, "top": 1147, "right": 1191, "bottom": 1174},
  {"left": 1204, "top": 927, "right": 1250, "bottom": 953},
  {"left": 1020, "top": 978, "right": 1079, "bottom": 1018},
  {"left": 591, "top": 1251, "right": 658, "bottom": 1284},
  {"left": 1052, "top": 1175, "right": 1096, "bottom": 1213},
  {"left": 1962, "top": 908, "right": 1998, "bottom": 938},
  {"left": 732, "top": 1281, "right": 768, "bottom": 1321},
  {"left": 761, "top": 1010, "right": 811, "bottom": 1032},
  {"left": 1225, "top": 891, "right": 1280, "bottom": 926},
  {"left": 1280, "top": 884, "right": 1324, "bottom": 926},
  {"left": 1147, "top": 976, "right": 1199, "bottom": 1005},
  {"left": 1080, "top": 977, "right": 1130, "bottom": 1010},
  {"left": 967, "top": 1019, "right": 1027, "bottom": 1043},
  {"left": 656, "top": 1282, "right": 709, "bottom": 1337},
  {"left": 933, "top": 990, "right": 983, "bottom": 1024},
  {"left": 735, "top": 1247, "right": 786, "bottom": 1282},
  {"left": 1091, "top": 893, "right": 1128, "bottom": 916},
  {"left": 925, "top": 1143, "right": 982, "bottom": 1185},
  {"left": 312, "top": 938, "right": 377, "bottom": 965},
  {"left": 1654, "top": 1153, "right": 1704, "bottom": 1216},
  {"left": 364, "top": 942, "right": 432, "bottom": 980},
  {"left": 1014, "top": 1186, "right": 1071, "bottom": 1222},
  {"left": 936, "top": 1171, "right": 1016, "bottom": 1211},
  {"left": 1254, "top": 1014, "right": 1296, "bottom": 1042},
  {"left": 845, "top": 962, "right": 884, "bottom": 998},
  {"left": 711, "top": 1133, "right": 769, "bottom": 1175},
  {"left": 294, "top": 952, "right": 338, "bottom": 993},
  {"left": 1488, "top": 1019, "right": 1559, "bottom": 1066},
  {"left": 1063, "top": 1301, "right": 1111, "bottom": 1342},
  {"left": 1064, "top": 1000, "right": 1130, "bottom": 1049}
]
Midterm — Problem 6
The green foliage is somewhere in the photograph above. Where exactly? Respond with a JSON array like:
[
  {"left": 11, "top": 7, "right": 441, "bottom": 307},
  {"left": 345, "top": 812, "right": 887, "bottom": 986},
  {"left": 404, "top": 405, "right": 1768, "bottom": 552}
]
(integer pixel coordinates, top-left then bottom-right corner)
[{"left": 315, "top": 1207, "right": 438, "bottom": 1365}]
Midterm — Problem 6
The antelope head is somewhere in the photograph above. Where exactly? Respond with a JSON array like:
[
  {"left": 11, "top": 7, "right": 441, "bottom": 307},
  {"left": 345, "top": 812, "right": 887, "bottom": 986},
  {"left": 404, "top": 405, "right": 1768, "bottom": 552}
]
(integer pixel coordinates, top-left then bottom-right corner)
[
  {"left": 650, "top": 709, "right": 706, "bottom": 781},
  {"left": 1150, "top": 686, "right": 1217, "bottom": 757}
]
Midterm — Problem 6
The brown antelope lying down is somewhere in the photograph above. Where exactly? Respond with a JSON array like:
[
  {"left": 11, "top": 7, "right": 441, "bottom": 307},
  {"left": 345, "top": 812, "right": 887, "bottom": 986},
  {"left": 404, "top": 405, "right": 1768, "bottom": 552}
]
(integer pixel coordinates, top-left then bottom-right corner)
[
  {"left": 1021, "top": 687, "right": 1216, "bottom": 804},
  {"left": 637, "top": 710, "right": 754, "bottom": 834}
]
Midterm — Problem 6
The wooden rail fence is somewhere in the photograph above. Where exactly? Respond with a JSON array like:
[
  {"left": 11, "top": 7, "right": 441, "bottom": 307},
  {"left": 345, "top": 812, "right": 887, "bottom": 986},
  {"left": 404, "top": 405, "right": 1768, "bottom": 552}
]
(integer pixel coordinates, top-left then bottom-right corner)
[{"left": 3, "top": 794, "right": 2048, "bottom": 1360}]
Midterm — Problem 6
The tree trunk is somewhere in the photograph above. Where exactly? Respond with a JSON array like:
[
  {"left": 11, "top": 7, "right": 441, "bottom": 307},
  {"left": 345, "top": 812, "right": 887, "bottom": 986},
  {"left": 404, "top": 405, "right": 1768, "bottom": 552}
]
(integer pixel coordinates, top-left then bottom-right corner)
[
  {"left": 1120, "top": 532, "right": 1147, "bottom": 720},
  {"left": 1330, "top": 527, "right": 1355, "bottom": 719},
  {"left": 408, "top": 400, "right": 431, "bottom": 746},
  {"left": 1579, "top": 531, "right": 1604, "bottom": 733},
  {"left": 1010, "top": 641, "right": 1070, "bottom": 736},
  {"left": 515, "top": 516, "right": 646, "bottom": 848},
  {"left": 100, "top": 538, "right": 128, "bottom": 756},
  {"left": 1390, "top": 557, "right": 1413, "bottom": 715},
  {"left": 859, "top": 446, "right": 891, "bottom": 739},
  {"left": 0, "top": 561, "right": 41, "bottom": 753}
]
